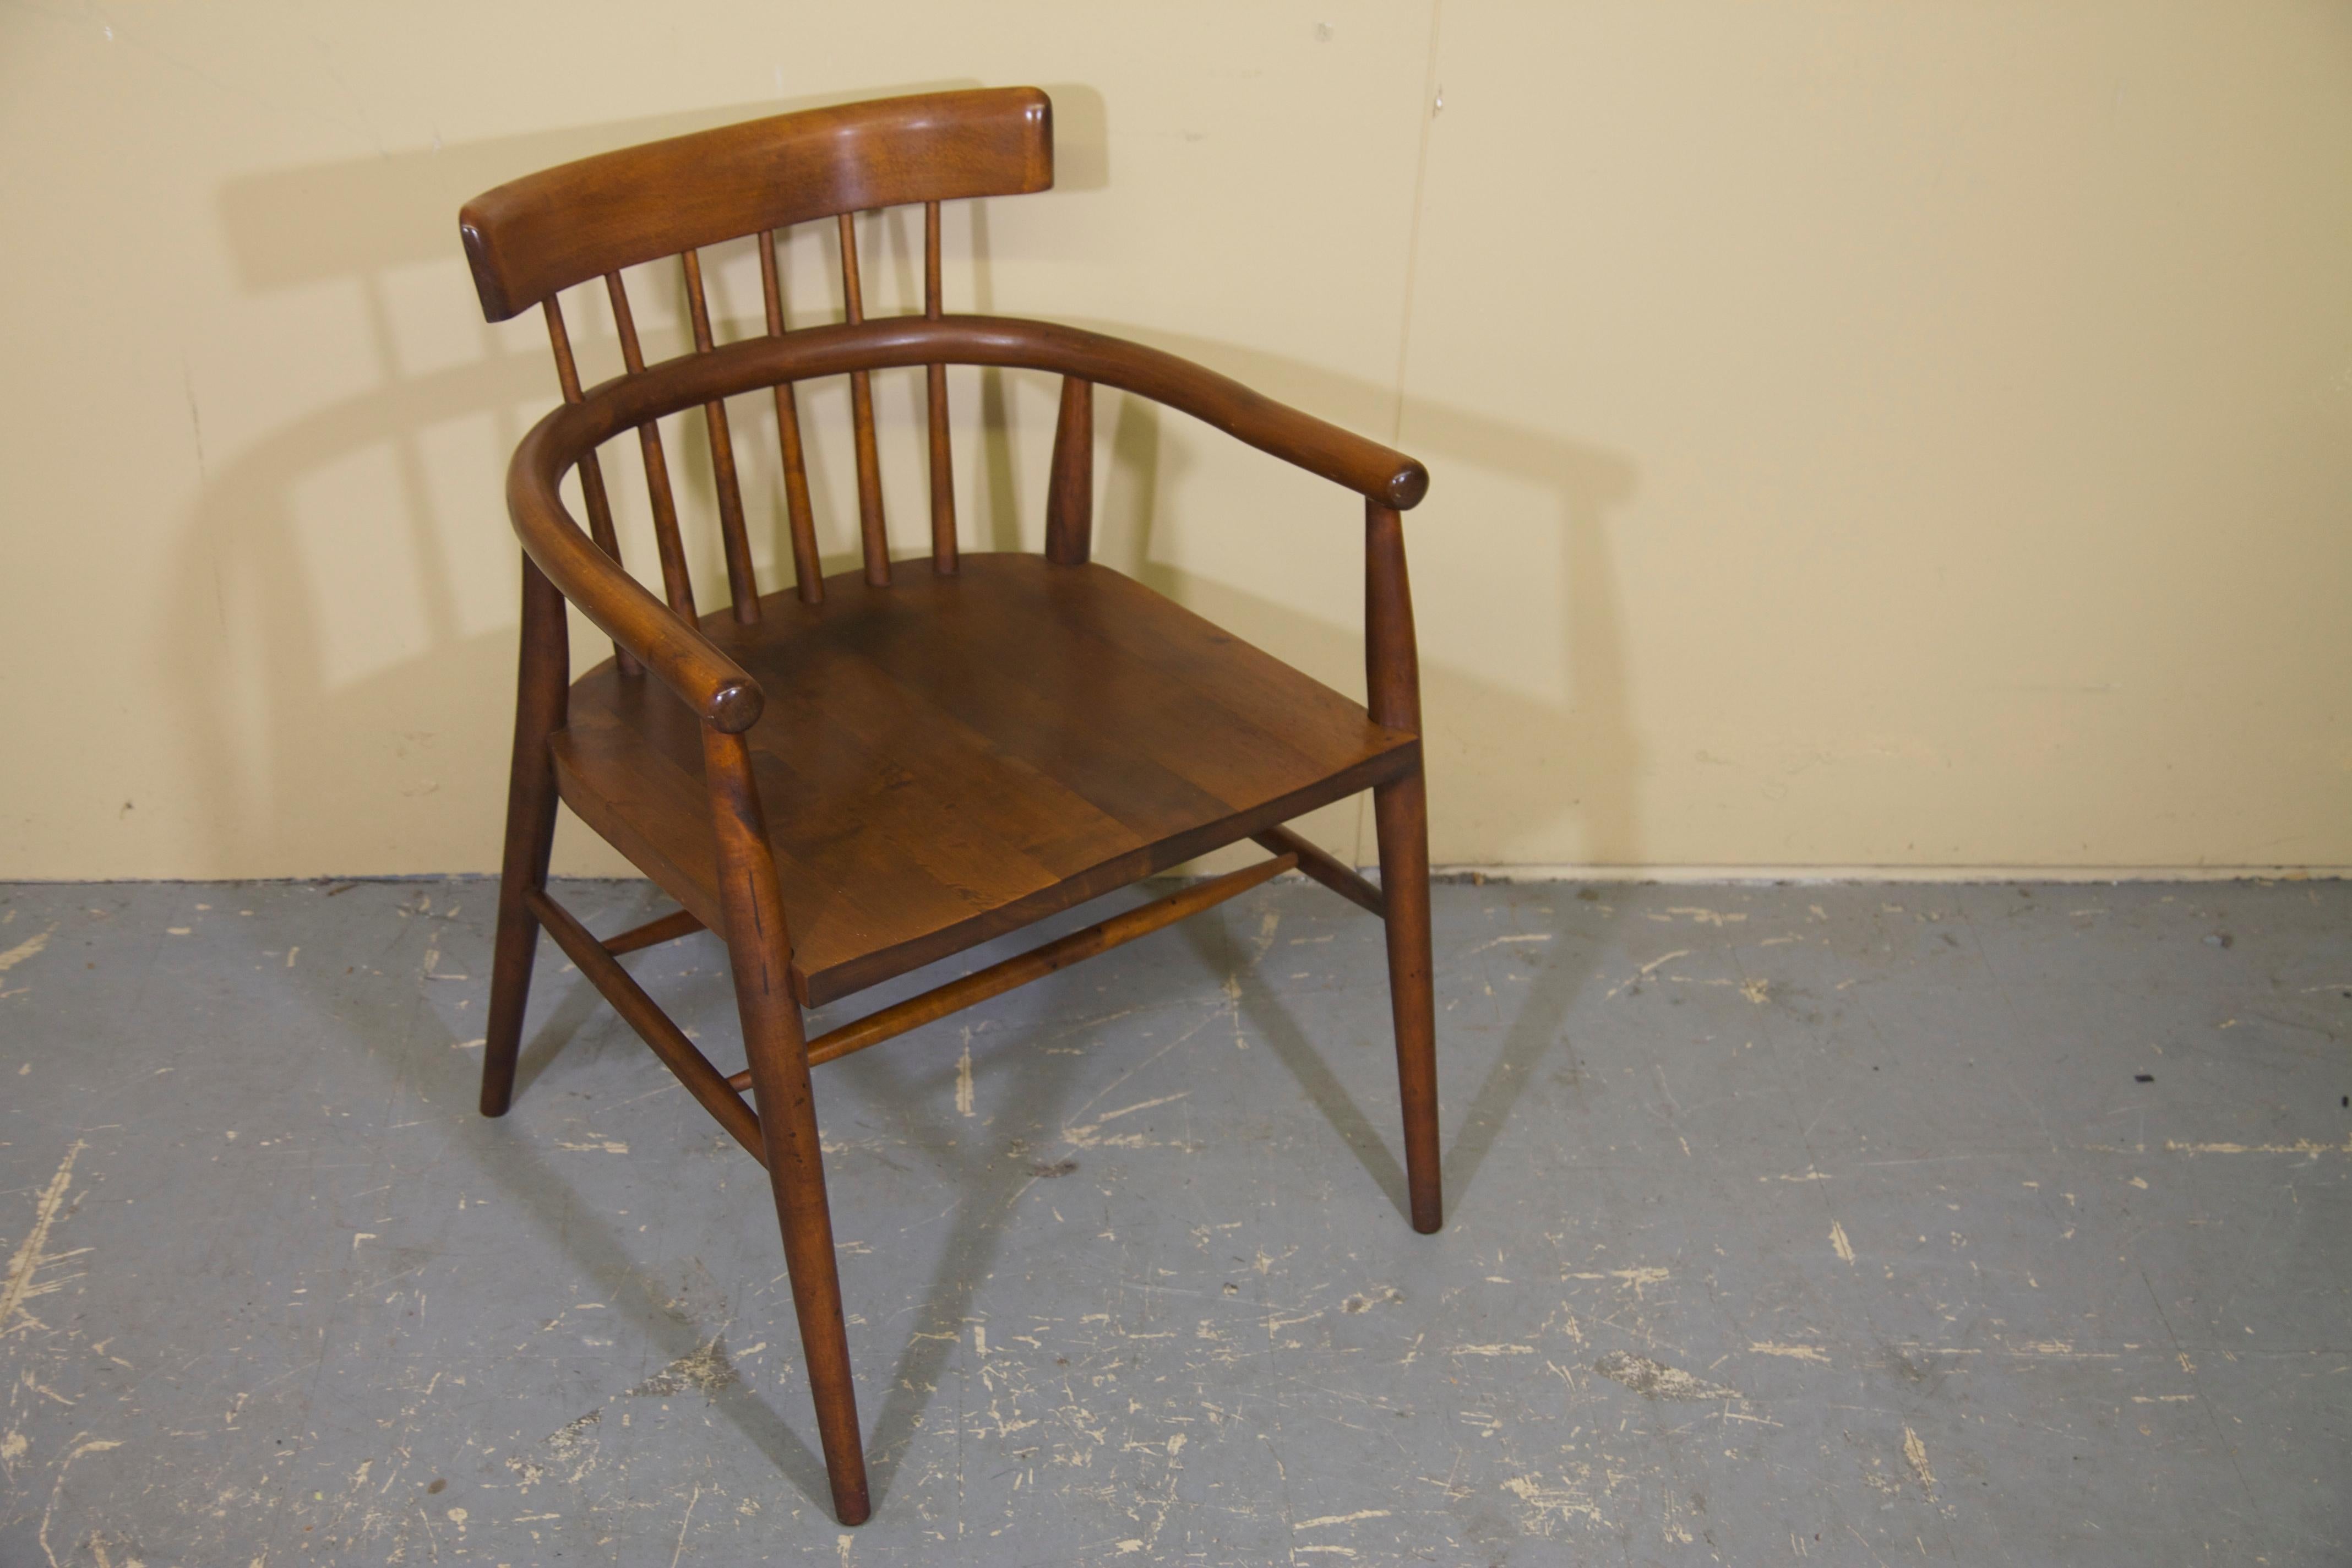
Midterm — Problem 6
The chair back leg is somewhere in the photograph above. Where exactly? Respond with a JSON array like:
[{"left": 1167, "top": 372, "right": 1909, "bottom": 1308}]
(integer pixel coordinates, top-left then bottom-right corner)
[
  {"left": 482, "top": 559, "right": 569, "bottom": 1117},
  {"left": 1375, "top": 764, "right": 1443, "bottom": 1234},
  {"left": 704, "top": 728, "right": 873, "bottom": 1525}
]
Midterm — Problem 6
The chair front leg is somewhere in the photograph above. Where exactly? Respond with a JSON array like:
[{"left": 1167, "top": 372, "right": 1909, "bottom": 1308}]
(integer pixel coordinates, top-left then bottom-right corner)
[
  {"left": 1364, "top": 499, "right": 1442, "bottom": 1234},
  {"left": 703, "top": 727, "right": 872, "bottom": 1526},
  {"left": 483, "top": 557, "right": 568, "bottom": 1117},
  {"left": 1374, "top": 764, "right": 1442, "bottom": 1233}
]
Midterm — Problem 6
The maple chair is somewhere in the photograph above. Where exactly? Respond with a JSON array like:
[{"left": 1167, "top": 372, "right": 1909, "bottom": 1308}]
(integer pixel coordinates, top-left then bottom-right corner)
[{"left": 458, "top": 87, "right": 1436, "bottom": 1525}]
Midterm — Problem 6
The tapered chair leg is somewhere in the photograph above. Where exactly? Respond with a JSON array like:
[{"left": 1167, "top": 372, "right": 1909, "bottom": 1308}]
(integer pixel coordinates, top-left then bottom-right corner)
[
  {"left": 1374, "top": 764, "right": 1442, "bottom": 1234},
  {"left": 705, "top": 728, "right": 872, "bottom": 1525},
  {"left": 482, "top": 560, "right": 568, "bottom": 1118}
]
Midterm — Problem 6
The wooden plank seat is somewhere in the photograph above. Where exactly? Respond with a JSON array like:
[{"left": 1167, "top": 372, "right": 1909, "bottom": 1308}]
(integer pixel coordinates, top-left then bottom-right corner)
[
  {"left": 554, "top": 553, "right": 1417, "bottom": 1006},
  {"left": 455, "top": 87, "right": 1439, "bottom": 1526}
]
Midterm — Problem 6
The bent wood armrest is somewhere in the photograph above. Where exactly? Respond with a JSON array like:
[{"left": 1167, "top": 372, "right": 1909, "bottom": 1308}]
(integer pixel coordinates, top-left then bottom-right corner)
[
  {"left": 507, "top": 437, "right": 765, "bottom": 732},
  {"left": 519, "top": 315, "right": 1429, "bottom": 512},
  {"left": 506, "top": 314, "right": 1430, "bottom": 731}
]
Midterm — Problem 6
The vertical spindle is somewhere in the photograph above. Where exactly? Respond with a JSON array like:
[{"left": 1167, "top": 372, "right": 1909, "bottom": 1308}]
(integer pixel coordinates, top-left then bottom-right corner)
[
  {"left": 837, "top": 213, "right": 889, "bottom": 586},
  {"left": 541, "top": 295, "right": 638, "bottom": 674},
  {"left": 603, "top": 270, "right": 697, "bottom": 619},
  {"left": 681, "top": 248, "right": 760, "bottom": 623},
  {"left": 924, "top": 201, "right": 956, "bottom": 573},
  {"left": 759, "top": 231, "right": 824, "bottom": 605},
  {"left": 1044, "top": 376, "right": 1094, "bottom": 565}
]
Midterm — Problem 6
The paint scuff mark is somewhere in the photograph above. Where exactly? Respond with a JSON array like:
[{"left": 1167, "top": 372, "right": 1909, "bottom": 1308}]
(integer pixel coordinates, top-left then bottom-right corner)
[
  {"left": 1593, "top": 1351, "right": 1741, "bottom": 1402},
  {"left": 955, "top": 1035, "right": 975, "bottom": 1117},
  {"left": 0, "top": 926, "right": 55, "bottom": 973},
  {"left": 37, "top": 1436, "right": 121, "bottom": 1568},
  {"left": 1063, "top": 1092, "right": 1191, "bottom": 1148},
  {"left": 2164, "top": 1138, "right": 2352, "bottom": 1156},
  {"left": 1830, "top": 1221, "right": 1856, "bottom": 1264},
  {"left": 514, "top": 1409, "right": 601, "bottom": 1488},
  {"left": 1501, "top": 1472, "right": 1605, "bottom": 1527},
  {"left": 1749, "top": 1342, "right": 1831, "bottom": 1363},
  {"left": 2, "top": 1139, "right": 89, "bottom": 1340},
  {"left": 1902, "top": 1425, "right": 1935, "bottom": 1489},
  {"left": 1606, "top": 950, "right": 1690, "bottom": 999},
  {"left": 1568, "top": 1265, "right": 1670, "bottom": 1298},
  {"left": 1465, "top": 933, "right": 1554, "bottom": 955},
  {"left": 630, "top": 1338, "right": 741, "bottom": 1397}
]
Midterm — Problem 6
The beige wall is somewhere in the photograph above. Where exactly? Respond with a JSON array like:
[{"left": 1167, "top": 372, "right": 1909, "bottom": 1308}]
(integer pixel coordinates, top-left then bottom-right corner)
[{"left": 3, "top": 2, "right": 2346, "bottom": 880}]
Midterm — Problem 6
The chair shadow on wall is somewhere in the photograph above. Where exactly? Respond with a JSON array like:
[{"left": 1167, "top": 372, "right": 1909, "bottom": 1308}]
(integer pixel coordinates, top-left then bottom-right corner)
[{"left": 179, "top": 94, "right": 1640, "bottom": 1512}]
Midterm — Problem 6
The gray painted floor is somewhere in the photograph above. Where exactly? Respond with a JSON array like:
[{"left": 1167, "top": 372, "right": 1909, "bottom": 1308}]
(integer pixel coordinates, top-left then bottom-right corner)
[{"left": 0, "top": 875, "right": 2345, "bottom": 1565}]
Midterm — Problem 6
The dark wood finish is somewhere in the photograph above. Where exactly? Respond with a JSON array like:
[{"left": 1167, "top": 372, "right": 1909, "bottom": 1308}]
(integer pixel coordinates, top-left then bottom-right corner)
[
  {"left": 726, "top": 849, "right": 1298, "bottom": 1091},
  {"left": 503, "top": 316, "right": 1428, "bottom": 737},
  {"left": 540, "top": 298, "right": 636, "bottom": 675},
  {"left": 460, "top": 89, "right": 1440, "bottom": 1527},
  {"left": 1251, "top": 825, "right": 1385, "bottom": 917},
  {"left": 1365, "top": 500, "right": 1440, "bottom": 1234},
  {"left": 1044, "top": 376, "right": 1093, "bottom": 565},
  {"left": 836, "top": 214, "right": 890, "bottom": 586},
  {"left": 756, "top": 231, "right": 824, "bottom": 605},
  {"left": 548, "top": 555, "right": 1417, "bottom": 1005},
  {"left": 681, "top": 247, "right": 760, "bottom": 621},
  {"left": 461, "top": 88, "right": 1053, "bottom": 322},
  {"left": 923, "top": 201, "right": 957, "bottom": 572},
  {"left": 481, "top": 558, "right": 568, "bottom": 1117},
  {"left": 704, "top": 727, "right": 869, "bottom": 1526},
  {"left": 601, "top": 906, "right": 705, "bottom": 955},
  {"left": 602, "top": 271, "right": 697, "bottom": 618},
  {"left": 527, "top": 886, "right": 766, "bottom": 1163}
]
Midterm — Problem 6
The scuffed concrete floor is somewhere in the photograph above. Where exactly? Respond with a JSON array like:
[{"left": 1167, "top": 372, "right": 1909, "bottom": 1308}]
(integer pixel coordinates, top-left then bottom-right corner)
[{"left": 0, "top": 874, "right": 2346, "bottom": 1565}]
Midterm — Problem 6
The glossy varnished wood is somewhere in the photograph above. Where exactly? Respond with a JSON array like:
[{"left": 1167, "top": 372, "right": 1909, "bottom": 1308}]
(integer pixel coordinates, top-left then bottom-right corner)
[
  {"left": 836, "top": 213, "right": 890, "bottom": 585},
  {"left": 703, "top": 727, "right": 869, "bottom": 1525},
  {"left": 1044, "top": 376, "right": 1093, "bottom": 565},
  {"left": 923, "top": 200, "right": 957, "bottom": 571},
  {"left": 756, "top": 231, "right": 824, "bottom": 604},
  {"left": 680, "top": 247, "right": 760, "bottom": 621},
  {"left": 505, "top": 315, "right": 1427, "bottom": 734},
  {"left": 480, "top": 558, "right": 568, "bottom": 1117},
  {"left": 1251, "top": 824, "right": 1385, "bottom": 917},
  {"left": 1366, "top": 500, "right": 1441, "bottom": 1234},
  {"left": 461, "top": 88, "right": 1439, "bottom": 1528},
  {"left": 549, "top": 554, "right": 1418, "bottom": 1006},
  {"left": 460, "top": 88, "right": 1052, "bottom": 322},
  {"left": 600, "top": 906, "right": 704, "bottom": 955},
  {"left": 602, "top": 271, "right": 697, "bottom": 618},
  {"left": 526, "top": 886, "right": 764, "bottom": 1163},
  {"left": 538, "top": 299, "right": 636, "bottom": 675},
  {"left": 725, "top": 848, "right": 1299, "bottom": 1088}
]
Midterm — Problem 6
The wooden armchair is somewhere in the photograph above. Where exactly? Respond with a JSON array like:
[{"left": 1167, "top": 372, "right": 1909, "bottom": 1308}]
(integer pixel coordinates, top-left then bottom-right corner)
[{"left": 457, "top": 88, "right": 1437, "bottom": 1526}]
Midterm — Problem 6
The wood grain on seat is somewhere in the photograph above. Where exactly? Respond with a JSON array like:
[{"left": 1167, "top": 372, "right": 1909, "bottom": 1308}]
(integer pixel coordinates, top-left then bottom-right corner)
[{"left": 551, "top": 553, "right": 1417, "bottom": 1005}]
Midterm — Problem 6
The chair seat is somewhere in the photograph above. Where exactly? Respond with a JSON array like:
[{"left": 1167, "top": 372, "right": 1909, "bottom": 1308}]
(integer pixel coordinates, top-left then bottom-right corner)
[{"left": 551, "top": 553, "right": 1417, "bottom": 1005}]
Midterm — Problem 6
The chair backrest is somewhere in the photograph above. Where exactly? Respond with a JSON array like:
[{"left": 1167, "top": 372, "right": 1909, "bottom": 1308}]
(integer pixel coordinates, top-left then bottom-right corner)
[{"left": 459, "top": 88, "right": 1055, "bottom": 627}]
